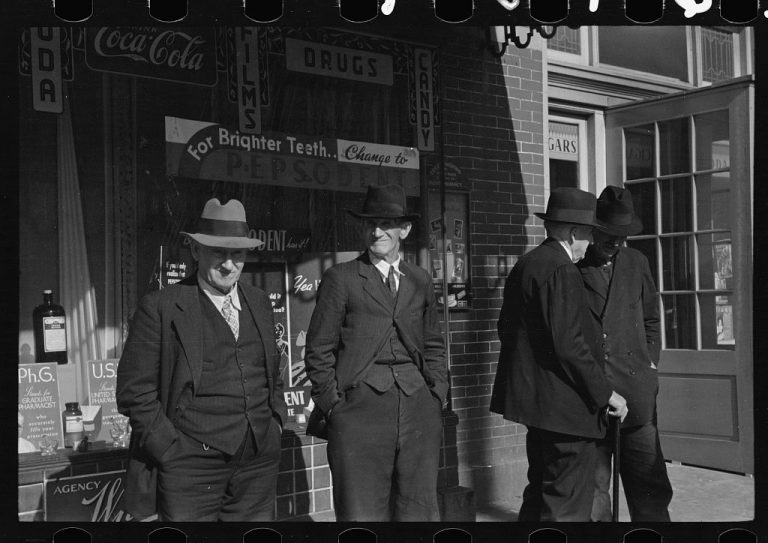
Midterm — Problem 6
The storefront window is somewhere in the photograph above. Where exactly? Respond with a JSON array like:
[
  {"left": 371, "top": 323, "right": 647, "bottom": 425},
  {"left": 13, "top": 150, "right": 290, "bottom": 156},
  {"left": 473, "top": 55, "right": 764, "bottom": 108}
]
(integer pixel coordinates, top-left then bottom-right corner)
[
  {"left": 625, "top": 124, "right": 655, "bottom": 180},
  {"left": 659, "top": 118, "right": 690, "bottom": 175},
  {"left": 548, "top": 121, "right": 580, "bottom": 190}
]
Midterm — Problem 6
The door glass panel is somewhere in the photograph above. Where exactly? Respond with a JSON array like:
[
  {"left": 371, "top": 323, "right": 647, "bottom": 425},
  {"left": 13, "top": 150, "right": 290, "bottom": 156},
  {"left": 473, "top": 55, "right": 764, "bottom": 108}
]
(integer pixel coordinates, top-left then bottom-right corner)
[
  {"left": 627, "top": 182, "right": 657, "bottom": 235},
  {"left": 625, "top": 125, "right": 655, "bottom": 180},
  {"left": 660, "top": 177, "right": 692, "bottom": 233},
  {"left": 659, "top": 118, "right": 690, "bottom": 175},
  {"left": 700, "top": 294, "right": 736, "bottom": 349},
  {"left": 696, "top": 173, "right": 731, "bottom": 231},
  {"left": 695, "top": 110, "right": 729, "bottom": 171},
  {"left": 661, "top": 236, "right": 694, "bottom": 290},
  {"left": 627, "top": 238, "right": 658, "bottom": 286},
  {"left": 697, "top": 234, "right": 733, "bottom": 291},
  {"left": 662, "top": 294, "right": 697, "bottom": 349},
  {"left": 550, "top": 160, "right": 579, "bottom": 189}
]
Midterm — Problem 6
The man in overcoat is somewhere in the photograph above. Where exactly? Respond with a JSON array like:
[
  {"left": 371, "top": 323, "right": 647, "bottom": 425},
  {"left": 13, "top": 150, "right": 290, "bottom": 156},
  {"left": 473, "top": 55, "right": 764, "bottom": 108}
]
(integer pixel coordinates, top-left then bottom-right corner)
[
  {"left": 490, "top": 187, "right": 628, "bottom": 521},
  {"left": 305, "top": 184, "right": 448, "bottom": 521},
  {"left": 578, "top": 186, "right": 673, "bottom": 521},
  {"left": 117, "top": 198, "right": 287, "bottom": 521}
]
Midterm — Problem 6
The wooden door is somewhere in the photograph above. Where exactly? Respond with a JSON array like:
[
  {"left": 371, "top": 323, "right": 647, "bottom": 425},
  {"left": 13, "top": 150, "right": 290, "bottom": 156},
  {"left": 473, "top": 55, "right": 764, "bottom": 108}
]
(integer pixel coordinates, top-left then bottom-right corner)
[{"left": 605, "top": 78, "right": 753, "bottom": 473}]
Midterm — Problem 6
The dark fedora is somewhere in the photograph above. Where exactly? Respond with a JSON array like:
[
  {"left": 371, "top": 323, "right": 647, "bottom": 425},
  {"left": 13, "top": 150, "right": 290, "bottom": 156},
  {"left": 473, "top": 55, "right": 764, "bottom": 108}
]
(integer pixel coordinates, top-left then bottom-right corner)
[
  {"left": 534, "top": 187, "right": 605, "bottom": 228},
  {"left": 596, "top": 186, "right": 643, "bottom": 236},
  {"left": 181, "top": 198, "right": 264, "bottom": 249},
  {"left": 346, "top": 184, "right": 420, "bottom": 222}
]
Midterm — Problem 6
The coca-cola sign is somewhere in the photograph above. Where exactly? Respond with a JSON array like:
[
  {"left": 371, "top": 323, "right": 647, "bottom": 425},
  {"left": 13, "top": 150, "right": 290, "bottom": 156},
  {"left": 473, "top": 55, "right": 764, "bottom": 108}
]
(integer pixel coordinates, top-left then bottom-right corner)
[{"left": 85, "top": 27, "right": 217, "bottom": 86}]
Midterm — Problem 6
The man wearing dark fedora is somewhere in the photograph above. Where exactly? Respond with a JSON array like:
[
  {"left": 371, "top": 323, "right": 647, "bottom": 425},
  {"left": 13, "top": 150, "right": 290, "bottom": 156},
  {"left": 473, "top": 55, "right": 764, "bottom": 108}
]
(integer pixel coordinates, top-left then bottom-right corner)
[
  {"left": 305, "top": 184, "right": 448, "bottom": 521},
  {"left": 578, "top": 186, "right": 672, "bottom": 521},
  {"left": 490, "top": 187, "right": 628, "bottom": 521},
  {"left": 117, "top": 198, "right": 287, "bottom": 521}
]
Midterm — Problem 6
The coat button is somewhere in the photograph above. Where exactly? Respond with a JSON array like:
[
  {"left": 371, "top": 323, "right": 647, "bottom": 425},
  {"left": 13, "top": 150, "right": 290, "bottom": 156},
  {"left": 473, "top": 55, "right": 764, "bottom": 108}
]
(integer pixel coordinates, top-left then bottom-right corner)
[
  {"left": 602, "top": 333, "right": 608, "bottom": 338},
  {"left": 630, "top": 369, "right": 636, "bottom": 375}
]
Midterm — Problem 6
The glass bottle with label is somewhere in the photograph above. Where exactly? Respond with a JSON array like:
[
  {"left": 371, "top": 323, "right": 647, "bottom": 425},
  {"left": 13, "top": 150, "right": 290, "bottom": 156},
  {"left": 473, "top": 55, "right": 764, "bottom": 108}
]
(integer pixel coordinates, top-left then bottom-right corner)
[
  {"left": 32, "top": 289, "right": 68, "bottom": 364},
  {"left": 63, "top": 402, "right": 84, "bottom": 448}
]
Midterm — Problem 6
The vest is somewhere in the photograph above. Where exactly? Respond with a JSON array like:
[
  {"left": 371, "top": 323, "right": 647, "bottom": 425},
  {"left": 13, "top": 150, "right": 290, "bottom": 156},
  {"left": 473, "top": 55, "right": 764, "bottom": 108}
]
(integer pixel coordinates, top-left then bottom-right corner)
[
  {"left": 175, "top": 290, "right": 273, "bottom": 455},
  {"left": 364, "top": 270, "right": 426, "bottom": 395}
]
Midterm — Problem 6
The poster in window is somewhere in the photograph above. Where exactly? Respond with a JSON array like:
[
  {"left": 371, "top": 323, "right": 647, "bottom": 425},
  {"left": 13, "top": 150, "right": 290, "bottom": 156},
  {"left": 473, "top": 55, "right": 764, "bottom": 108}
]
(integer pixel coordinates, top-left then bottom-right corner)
[
  {"left": 713, "top": 241, "right": 732, "bottom": 290},
  {"left": 716, "top": 304, "right": 735, "bottom": 346},
  {"left": 428, "top": 190, "right": 471, "bottom": 310},
  {"left": 18, "top": 363, "right": 64, "bottom": 453}
]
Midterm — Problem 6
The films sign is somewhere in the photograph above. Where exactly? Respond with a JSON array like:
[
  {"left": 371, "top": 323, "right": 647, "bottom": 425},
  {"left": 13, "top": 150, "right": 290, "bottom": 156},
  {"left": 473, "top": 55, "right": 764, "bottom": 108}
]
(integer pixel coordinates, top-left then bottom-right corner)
[
  {"left": 85, "top": 27, "right": 217, "bottom": 86},
  {"left": 166, "top": 116, "right": 420, "bottom": 195}
]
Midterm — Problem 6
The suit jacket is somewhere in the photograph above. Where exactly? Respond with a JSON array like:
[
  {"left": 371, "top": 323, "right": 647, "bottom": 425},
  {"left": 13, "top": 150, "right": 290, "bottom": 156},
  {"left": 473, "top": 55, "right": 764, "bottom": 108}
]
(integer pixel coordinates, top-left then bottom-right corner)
[
  {"left": 305, "top": 253, "right": 448, "bottom": 416},
  {"left": 490, "top": 238, "right": 613, "bottom": 439},
  {"left": 578, "top": 245, "right": 661, "bottom": 428},
  {"left": 116, "top": 275, "right": 287, "bottom": 519}
]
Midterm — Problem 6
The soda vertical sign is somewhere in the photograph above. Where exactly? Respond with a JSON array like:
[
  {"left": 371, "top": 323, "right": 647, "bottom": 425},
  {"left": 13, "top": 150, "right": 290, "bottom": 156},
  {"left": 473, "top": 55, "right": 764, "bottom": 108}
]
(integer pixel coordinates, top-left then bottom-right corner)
[
  {"left": 237, "top": 27, "right": 261, "bottom": 134},
  {"left": 31, "top": 27, "right": 63, "bottom": 113}
]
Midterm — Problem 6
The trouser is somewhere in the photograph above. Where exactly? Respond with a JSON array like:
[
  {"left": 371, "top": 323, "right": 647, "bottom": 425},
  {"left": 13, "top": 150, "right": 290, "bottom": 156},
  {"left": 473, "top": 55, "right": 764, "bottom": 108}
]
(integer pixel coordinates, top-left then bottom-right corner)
[
  {"left": 591, "top": 421, "right": 673, "bottom": 522},
  {"left": 327, "top": 382, "right": 443, "bottom": 521},
  {"left": 518, "top": 427, "right": 598, "bottom": 522},
  {"left": 157, "top": 419, "right": 281, "bottom": 521}
]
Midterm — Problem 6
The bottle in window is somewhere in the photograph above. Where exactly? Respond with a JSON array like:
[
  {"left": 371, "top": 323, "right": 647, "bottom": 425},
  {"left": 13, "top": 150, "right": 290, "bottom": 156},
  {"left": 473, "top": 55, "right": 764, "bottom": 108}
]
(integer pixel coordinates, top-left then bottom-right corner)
[{"left": 32, "top": 289, "right": 68, "bottom": 365}]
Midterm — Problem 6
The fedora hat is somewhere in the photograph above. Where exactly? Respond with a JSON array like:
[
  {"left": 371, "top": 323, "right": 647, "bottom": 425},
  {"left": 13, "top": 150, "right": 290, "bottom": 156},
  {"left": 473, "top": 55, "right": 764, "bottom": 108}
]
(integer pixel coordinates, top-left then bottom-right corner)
[
  {"left": 346, "top": 184, "right": 420, "bottom": 222},
  {"left": 535, "top": 187, "right": 605, "bottom": 228},
  {"left": 596, "top": 186, "right": 643, "bottom": 236},
  {"left": 181, "top": 198, "right": 263, "bottom": 250}
]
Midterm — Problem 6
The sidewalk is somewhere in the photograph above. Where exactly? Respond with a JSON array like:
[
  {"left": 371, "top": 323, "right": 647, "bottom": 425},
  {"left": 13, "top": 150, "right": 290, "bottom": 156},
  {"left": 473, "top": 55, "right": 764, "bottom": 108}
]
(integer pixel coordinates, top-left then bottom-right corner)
[{"left": 476, "top": 462, "right": 755, "bottom": 522}]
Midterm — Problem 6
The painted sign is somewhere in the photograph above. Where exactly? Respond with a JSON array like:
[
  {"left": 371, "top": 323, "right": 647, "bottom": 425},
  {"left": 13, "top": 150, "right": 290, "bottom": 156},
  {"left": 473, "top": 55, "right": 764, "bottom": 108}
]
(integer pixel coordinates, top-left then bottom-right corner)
[
  {"left": 549, "top": 121, "right": 579, "bottom": 160},
  {"left": 18, "top": 363, "right": 64, "bottom": 452},
  {"left": 46, "top": 471, "right": 133, "bottom": 522},
  {"left": 85, "top": 27, "right": 217, "bottom": 86},
  {"left": 85, "top": 359, "right": 129, "bottom": 443},
  {"left": 165, "top": 116, "right": 420, "bottom": 195},
  {"left": 285, "top": 38, "right": 393, "bottom": 86},
  {"left": 413, "top": 48, "right": 435, "bottom": 151},
  {"left": 236, "top": 27, "right": 261, "bottom": 134},
  {"left": 251, "top": 228, "right": 312, "bottom": 258},
  {"left": 31, "top": 27, "right": 63, "bottom": 113}
]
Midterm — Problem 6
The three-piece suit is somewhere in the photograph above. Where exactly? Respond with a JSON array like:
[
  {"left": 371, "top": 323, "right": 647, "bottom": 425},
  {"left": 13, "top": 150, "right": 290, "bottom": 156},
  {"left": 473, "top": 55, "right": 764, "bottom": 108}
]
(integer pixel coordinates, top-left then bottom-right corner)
[
  {"left": 116, "top": 275, "right": 287, "bottom": 521},
  {"left": 305, "top": 252, "right": 448, "bottom": 521}
]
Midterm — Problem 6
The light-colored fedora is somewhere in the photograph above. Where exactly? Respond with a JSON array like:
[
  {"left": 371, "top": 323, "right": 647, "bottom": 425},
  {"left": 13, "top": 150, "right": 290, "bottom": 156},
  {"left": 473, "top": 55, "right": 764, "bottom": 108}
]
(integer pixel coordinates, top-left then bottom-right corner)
[{"left": 181, "top": 198, "right": 263, "bottom": 249}]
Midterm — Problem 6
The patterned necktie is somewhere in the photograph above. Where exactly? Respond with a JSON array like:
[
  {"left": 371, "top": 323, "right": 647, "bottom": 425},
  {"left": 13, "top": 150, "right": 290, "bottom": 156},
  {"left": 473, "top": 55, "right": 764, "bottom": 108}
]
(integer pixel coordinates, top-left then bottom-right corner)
[
  {"left": 387, "top": 265, "right": 397, "bottom": 297},
  {"left": 221, "top": 295, "right": 239, "bottom": 340}
]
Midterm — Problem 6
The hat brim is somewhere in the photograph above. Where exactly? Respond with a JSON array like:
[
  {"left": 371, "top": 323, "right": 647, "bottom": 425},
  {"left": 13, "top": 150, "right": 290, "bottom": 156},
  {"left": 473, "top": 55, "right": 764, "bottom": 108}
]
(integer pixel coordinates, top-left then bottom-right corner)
[
  {"left": 346, "top": 209, "right": 420, "bottom": 222},
  {"left": 534, "top": 211, "right": 602, "bottom": 228},
  {"left": 594, "top": 216, "right": 643, "bottom": 237},
  {"left": 182, "top": 232, "right": 264, "bottom": 249}
]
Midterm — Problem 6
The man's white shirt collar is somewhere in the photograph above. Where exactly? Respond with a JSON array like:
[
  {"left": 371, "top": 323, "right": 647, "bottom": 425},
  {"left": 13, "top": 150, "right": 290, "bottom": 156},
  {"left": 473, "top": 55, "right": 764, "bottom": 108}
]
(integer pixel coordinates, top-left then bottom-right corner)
[
  {"left": 557, "top": 240, "right": 574, "bottom": 262},
  {"left": 198, "top": 274, "right": 242, "bottom": 313},
  {"left": 369, "top": 252, "right": 404, "bottom": 287}
]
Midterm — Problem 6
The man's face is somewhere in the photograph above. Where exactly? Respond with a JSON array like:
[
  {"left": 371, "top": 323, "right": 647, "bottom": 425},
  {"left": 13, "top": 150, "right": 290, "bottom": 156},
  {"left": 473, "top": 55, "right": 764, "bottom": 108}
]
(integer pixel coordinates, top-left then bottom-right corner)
[
  {"left": 191, "top": 243, "right": 247, "bottom": 294},
  {"left": 592, "top": 229, "right": 626, "bottom": 261},
  {"left": 360, "top": 218, "right": 412, "bottom": 263},
  {"left": 570, "top": 225, "right": 594, "bottom": 263}
]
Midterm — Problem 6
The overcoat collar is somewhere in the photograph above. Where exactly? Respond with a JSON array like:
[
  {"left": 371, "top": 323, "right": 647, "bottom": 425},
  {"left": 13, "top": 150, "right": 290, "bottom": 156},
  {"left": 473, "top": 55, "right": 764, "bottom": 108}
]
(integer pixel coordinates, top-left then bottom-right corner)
[{"left": 581, "top": 246, "right": 625, "bottom": 319}]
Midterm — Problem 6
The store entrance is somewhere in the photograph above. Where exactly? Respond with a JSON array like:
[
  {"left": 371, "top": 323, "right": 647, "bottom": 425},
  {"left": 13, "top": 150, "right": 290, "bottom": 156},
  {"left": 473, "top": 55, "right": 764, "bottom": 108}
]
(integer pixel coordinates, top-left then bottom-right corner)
[{"left": 604, "top": 78, "right": 753, "bottom": 474}]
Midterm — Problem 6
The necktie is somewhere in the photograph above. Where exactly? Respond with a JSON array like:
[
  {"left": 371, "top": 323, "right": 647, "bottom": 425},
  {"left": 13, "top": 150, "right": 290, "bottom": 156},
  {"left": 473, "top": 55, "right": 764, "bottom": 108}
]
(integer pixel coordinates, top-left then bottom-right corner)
[
  {"left": 387, "top": 265, "right": 397, "bottom": 297},
  {"left": 221, "top": 295, "right": 239, "bottom": 340}
]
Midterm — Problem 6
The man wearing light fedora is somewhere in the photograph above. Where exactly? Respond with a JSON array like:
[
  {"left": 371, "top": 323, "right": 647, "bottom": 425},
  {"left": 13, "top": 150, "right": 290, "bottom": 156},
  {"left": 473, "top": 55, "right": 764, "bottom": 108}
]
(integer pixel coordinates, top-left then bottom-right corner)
[
  {"left": 117, "top": 198, "right": 287, "bottom": 521},
  {"left": 305, "top": 184, "right": 448, "bottom": 521},
  {"left": 490, "top": 187, "right": 628, "bottom": 521},
  {"left": 578, "top": 186, "right": 672, "bottom": 521}
]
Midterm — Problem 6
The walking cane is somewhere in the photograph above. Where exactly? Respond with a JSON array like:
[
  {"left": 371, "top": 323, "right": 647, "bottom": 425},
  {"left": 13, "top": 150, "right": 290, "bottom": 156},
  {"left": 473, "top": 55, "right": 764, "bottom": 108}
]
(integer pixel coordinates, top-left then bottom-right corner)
[{"left": 612, "top": 416, "right": 621, "bottom": 522}]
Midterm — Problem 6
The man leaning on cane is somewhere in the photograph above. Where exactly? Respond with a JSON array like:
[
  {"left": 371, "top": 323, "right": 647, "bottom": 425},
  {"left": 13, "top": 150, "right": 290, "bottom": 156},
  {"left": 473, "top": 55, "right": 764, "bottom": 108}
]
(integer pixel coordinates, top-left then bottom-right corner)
[
  {"left": 578, "top": 186, "right": 673, "bottom": 522},
  {"left": 490, "top": 187, "right": 628, "bottom": 522}
]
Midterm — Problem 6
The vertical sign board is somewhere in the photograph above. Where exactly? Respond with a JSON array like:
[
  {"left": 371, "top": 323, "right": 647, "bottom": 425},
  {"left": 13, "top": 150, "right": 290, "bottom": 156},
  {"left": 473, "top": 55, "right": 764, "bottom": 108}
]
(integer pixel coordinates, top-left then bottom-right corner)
[
  {"left": 46, "top": 471, "right": 133, "bottom": 521},
  {"left": 85, "top": 359, "right": 129, "bottom": 443},
  {"left": 18, "top": 363, "right": 64, "bottom": 452},
  {"left": 414, "top": 48, "right": 435, "bottom": 151},
  {"left": 31, "top": 27, "right": 63, "bottom": 113},
  {"left": 237, "top": 27, "right": 261, "bottom": 134}
]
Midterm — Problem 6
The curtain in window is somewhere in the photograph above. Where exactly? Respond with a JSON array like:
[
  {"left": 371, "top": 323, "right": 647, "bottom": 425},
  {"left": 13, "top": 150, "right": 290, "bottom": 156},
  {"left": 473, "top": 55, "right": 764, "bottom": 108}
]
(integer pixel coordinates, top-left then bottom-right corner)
[{"left": 58, "top": 90, "right": 101, "bottom": 387}]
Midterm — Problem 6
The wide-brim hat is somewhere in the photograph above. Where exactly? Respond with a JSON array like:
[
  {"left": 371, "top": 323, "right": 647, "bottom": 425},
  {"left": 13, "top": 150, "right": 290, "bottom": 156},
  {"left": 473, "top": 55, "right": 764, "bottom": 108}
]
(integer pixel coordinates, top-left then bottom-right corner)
[
  {"left": 595, "top": 185, "right": 643, "bottom": 236},
  {"left": 181, "top": 198, "right": 264, "bottom": 250},
  {"left": 346, "top": 184, "right": 420, "bottom": 222},
  {"left": 534, "top": 187, "right": 607, "bottom": 229}
]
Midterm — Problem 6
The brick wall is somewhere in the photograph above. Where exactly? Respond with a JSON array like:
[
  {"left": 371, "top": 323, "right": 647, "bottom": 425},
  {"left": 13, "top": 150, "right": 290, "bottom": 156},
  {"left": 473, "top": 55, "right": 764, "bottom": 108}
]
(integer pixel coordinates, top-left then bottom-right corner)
[{"left": 439, "top": 30, "right": 547, "bottom": 506}]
